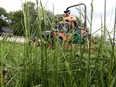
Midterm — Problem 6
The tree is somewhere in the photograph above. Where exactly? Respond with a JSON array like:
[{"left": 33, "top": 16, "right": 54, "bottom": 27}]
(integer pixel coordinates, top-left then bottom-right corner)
[
  {"left": 0, "top": 7, "right": 7, "bottom": 17},
  {"left": 23, "top": 1, "right": 37, "bottom": 27},
  {"left": 8, "top": 10, "right": 24, "bottom": 35},
  {"left": 22, "top": 1, "right": 55, "bottom": 37},
  {"left": 54, "top": 14, "right": 65, "bottom": 22},
  {"left": 41, "top": 10, "right": 55, "bottom": 31},
  {"left": 6, "top": 1, "right": 55, "bottom": 36},
  {"left": 0, "top": 19, "right": 8, "bottom": 29},
  {"left": 0, "top": 7, "right": 8, "bottom": 29},
  {"left": 22, "top": 1, "right": 38, "bottom": 37}
]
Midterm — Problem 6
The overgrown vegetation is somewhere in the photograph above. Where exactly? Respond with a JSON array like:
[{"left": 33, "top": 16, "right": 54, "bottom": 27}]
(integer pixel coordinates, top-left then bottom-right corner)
[{"left": 0, "top": 0, "right": 116, "bottom": 87}]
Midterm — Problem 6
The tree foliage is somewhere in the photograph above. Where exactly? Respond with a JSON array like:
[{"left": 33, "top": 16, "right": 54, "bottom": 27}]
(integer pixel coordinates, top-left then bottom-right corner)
[
  {"left": 0, "top": 1, "right": 83, "bottom": 36},
  {"left": 22, "top": 1, "right": 55, "bottom": 37},
  {"left": 0, "top": 19, "right": 8, "bottom": 29},
  {"left": 8, "top": 10, "right": 24, "bottom": 35},
  {"left": 0, "top": 7, "right": 7, "bottom": 16},
  {"left": 0, "top": 7, "right": 8, "bottom": 29}
]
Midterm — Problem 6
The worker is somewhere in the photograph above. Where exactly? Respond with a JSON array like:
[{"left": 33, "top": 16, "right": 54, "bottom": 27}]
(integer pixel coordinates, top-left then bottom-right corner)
[{"left": 59, "top": 10, "right": 77, "bottom": 31}]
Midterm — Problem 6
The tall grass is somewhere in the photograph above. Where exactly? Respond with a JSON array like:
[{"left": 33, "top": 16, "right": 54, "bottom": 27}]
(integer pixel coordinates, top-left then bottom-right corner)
[{"left": 0, "top": 0, "right": 116, "bottom": 87}]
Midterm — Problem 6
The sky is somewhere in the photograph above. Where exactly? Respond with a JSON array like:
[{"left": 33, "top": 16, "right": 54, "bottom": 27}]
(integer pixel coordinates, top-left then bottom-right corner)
[{"left": 0, "top": 0, "right": 115, "bottom": 36}]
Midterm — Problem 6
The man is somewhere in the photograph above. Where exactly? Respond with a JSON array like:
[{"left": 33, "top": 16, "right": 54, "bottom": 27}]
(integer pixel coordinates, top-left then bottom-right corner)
[
  {"left": 60, "top": 10, "right": 77, "bottom": 31},
  {"left": 64, "top": 10, "right": 77, "bottom": 23}
]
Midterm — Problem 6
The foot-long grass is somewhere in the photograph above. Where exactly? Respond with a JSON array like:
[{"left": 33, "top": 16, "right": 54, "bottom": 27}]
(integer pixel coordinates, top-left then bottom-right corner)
[{"left": 0, "top": 0, "right": 116, "bottom": 87}]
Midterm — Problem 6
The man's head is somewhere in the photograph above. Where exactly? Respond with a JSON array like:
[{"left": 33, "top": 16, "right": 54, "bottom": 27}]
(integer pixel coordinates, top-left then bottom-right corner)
[{"left": 64, "top": 10, "right": 71, "bottom": 16}]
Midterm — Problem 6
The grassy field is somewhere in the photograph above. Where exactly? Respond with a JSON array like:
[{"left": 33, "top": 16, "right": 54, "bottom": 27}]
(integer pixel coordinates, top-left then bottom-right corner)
[
  {"left": 0, "top": 37, "right": 116, "bottom": 87},
  {"left": 1, "top": 0, "right": 116, "bottom": 87}
]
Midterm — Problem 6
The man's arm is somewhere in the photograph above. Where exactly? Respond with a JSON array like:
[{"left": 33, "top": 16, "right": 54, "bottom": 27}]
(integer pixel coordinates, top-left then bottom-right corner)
[
  {"left": 59, "top": 16, "right": 77, "bottom": 24},
  {"left": 64, "top": 16, "right": 77, "bottom": 22}
]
